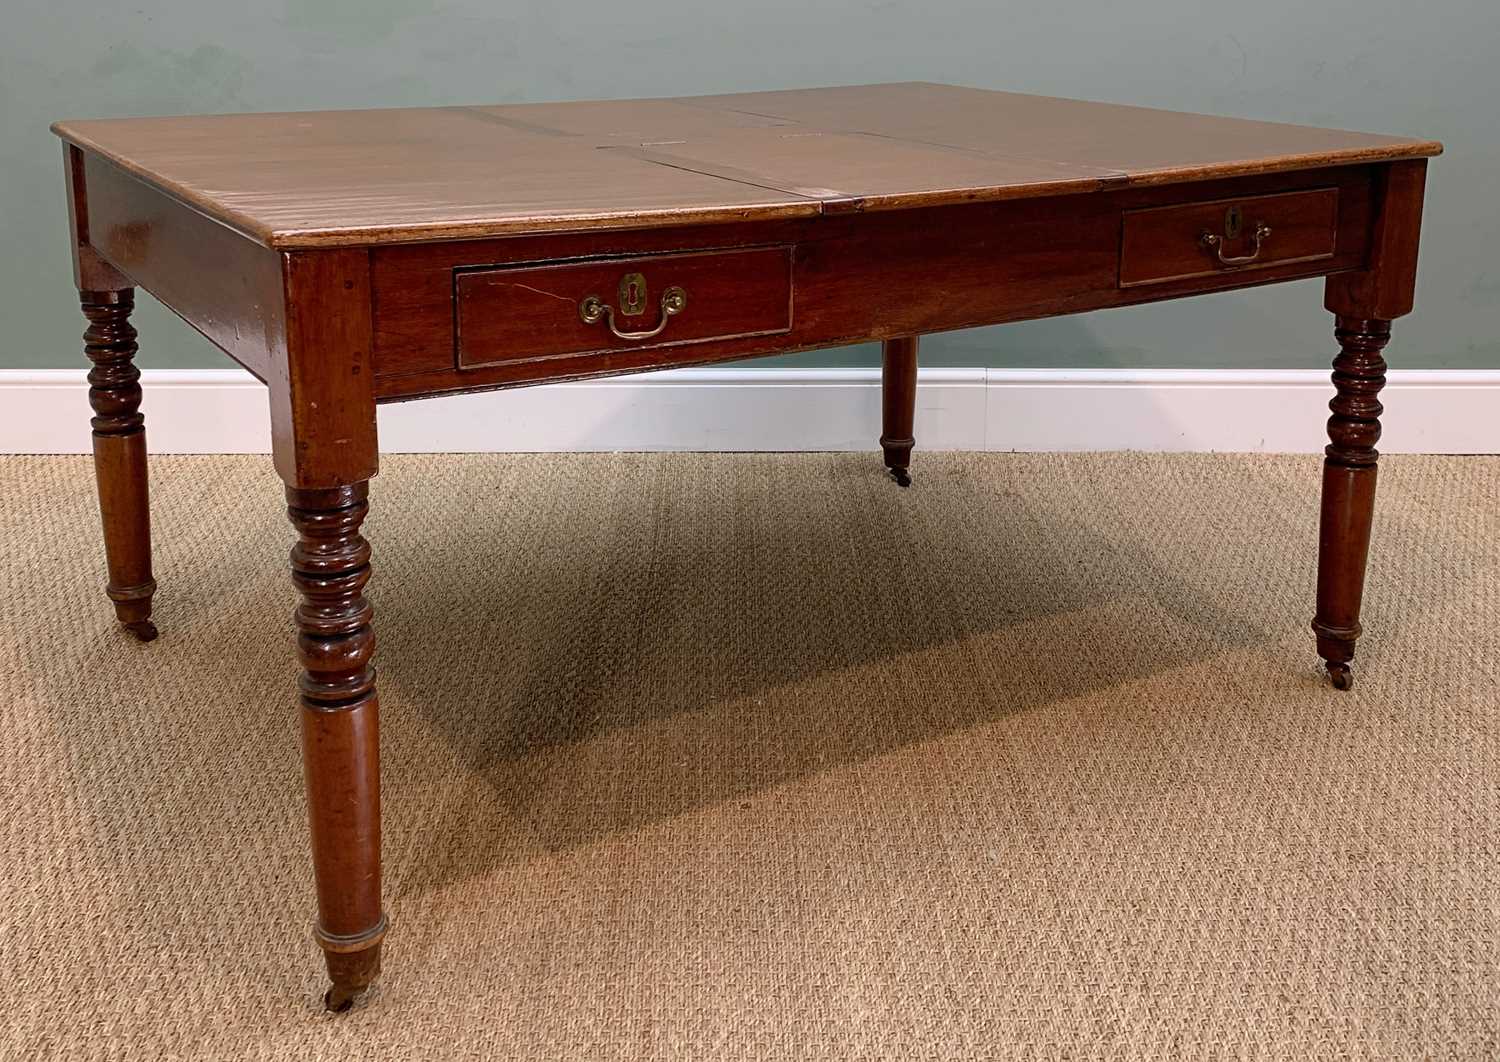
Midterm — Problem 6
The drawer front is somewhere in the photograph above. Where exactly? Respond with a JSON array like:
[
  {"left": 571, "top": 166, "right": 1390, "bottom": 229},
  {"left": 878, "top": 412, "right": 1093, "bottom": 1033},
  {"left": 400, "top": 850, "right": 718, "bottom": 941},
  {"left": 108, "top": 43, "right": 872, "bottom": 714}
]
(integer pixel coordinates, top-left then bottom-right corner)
[
  {"left": 1119, "top": 187, "right": 1339, "bottom": 288},
  {"left": 455, "top": 246, "right": 793, "bottom": 369}
]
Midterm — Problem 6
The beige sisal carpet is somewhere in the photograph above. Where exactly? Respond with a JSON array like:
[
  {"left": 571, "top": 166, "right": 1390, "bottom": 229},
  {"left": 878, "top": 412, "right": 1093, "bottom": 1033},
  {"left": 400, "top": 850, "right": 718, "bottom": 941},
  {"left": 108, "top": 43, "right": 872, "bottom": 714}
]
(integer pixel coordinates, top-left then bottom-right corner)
[{"left": 1, "top": 452, "right": 1496, "bottom": 1060}]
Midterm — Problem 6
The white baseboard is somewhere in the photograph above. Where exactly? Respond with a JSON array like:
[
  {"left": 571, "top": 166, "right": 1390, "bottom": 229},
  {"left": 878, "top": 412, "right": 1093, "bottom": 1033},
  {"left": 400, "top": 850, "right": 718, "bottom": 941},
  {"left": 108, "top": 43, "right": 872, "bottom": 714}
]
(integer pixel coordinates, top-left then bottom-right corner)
[{"left": 3, "top": 367, "right": 1496, "bottom": 455}]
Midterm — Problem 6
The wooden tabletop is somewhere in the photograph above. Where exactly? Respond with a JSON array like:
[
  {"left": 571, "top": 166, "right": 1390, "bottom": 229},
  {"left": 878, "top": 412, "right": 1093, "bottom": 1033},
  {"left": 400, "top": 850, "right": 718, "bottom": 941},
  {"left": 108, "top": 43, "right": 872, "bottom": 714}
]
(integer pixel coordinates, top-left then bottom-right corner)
[{"left": 54, "top": 82, "right": 1441, "bottom": 249}]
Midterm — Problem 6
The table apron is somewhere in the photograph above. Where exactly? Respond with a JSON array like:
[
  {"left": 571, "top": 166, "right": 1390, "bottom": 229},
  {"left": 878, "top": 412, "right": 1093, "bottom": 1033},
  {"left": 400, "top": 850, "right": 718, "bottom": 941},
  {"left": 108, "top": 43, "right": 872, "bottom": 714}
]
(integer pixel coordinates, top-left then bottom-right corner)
[
  {"left": 70, "top": 152, "right": 1378, "bottom": 401},
  {"left": 368, "top": 165, "right": 1375, "bottom": 400}
]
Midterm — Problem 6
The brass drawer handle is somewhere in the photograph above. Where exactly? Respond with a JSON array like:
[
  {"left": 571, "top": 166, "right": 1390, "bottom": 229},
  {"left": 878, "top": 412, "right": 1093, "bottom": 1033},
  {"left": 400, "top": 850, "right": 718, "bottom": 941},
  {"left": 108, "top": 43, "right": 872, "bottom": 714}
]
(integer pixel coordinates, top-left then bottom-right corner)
[
  {"left": 579, "top": 286, "right": 687, "bottom": 341},
  {"left": 1201, "top": 221, "right": 1272, "bottom": 267}
]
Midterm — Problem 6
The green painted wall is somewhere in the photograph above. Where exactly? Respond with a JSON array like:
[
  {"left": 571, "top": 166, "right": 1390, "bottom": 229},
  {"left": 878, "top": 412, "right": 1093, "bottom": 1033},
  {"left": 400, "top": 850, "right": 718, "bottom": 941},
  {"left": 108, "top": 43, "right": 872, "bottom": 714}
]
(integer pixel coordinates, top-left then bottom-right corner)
[{"left": 4, "top": 1, "right": 1496, "bottom": 371}]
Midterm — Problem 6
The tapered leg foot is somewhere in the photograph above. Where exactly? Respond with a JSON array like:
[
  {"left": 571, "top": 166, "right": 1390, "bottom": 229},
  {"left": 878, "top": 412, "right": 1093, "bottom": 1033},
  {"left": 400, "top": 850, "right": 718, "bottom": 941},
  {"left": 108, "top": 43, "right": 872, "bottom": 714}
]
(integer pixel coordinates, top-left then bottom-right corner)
[
  {"left": 1313, "top": 622, "right": 1360, "bottom": 691},
  {"left": 320, "top": 933, "right": 384, "bottom": 1012},
  {"left": 82, "top": 289, "right": 157, "bottom": 639},
  {"left": 289, "top": 483, "right": 386, "bottom": 1013},
  {"left": 1312, "top": 317, "right": 1390, "bottom": 691},
  {"left": 881, "top": 336, "right": 918, "bottom": 487}
]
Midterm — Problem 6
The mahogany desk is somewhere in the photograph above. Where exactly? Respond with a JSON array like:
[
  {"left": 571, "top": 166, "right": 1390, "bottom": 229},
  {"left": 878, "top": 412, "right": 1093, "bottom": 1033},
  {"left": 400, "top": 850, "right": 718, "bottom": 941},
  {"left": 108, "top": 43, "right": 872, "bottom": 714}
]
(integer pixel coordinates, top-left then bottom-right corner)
[{"left": 52, "top": 83, "right": 1441, "bottom": 1010}]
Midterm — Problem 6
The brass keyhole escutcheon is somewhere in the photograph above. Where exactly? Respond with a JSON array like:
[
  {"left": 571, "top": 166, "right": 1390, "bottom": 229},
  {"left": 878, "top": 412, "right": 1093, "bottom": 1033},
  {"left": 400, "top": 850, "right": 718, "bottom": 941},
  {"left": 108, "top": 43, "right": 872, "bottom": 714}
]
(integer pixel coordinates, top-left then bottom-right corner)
[
  {"left": 619, "top": 272, "right": 647, "bottom": 317},
  {"left": 1225, "top": 204, "right": 1244, "bottom": 240}
]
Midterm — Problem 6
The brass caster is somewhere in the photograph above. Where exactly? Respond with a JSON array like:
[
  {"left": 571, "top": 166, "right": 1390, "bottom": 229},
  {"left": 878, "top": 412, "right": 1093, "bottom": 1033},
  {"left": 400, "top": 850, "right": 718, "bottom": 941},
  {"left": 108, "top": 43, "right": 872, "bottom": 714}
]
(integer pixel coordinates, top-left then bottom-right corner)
[
  {"left": 1327, "top": 662, "right": 1353, "bottom": 691},
  {"left": 125, "top": 619, "right": 158, "bottom": 642}
]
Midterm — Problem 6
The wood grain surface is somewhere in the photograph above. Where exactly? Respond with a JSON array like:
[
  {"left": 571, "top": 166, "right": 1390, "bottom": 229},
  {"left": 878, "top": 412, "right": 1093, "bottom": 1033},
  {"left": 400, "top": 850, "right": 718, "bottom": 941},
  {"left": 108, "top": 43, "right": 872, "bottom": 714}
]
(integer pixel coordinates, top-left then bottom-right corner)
[{"left": 52, "top": 83, "right": 1441, "bottom": 248}]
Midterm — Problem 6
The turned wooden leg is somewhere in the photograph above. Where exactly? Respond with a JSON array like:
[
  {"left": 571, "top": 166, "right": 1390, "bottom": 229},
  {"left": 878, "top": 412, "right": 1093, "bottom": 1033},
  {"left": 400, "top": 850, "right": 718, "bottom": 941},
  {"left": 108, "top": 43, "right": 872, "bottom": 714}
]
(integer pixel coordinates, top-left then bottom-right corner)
[
  {"left": 881, "top": 336, "right": 919, "bottom": 487},
  {"left": 82, "top": 289, "right": 156, "bottom": 641},
  {"left": 1312, "top": 316, "right": 1391, "bottom": 691},
  {"left": 288, "top": 483, "right": 386, "bottom": 1012}
]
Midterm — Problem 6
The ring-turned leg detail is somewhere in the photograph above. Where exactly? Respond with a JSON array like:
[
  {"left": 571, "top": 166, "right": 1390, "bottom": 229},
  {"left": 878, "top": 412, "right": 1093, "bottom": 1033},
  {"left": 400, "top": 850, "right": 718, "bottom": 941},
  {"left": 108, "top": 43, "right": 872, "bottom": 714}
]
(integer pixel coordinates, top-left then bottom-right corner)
[
  {"left": 1312, "top": 316, "right": 1390, "bottom": 691},
  {"left": 880, "top": 336, "right": 919, "bottom": 487},
  {"left": 82, "top": 289, "right": 157, "bottom": 641},
  {"left": 288, "top": 483, "right": 386, "bottom": 1012}
]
